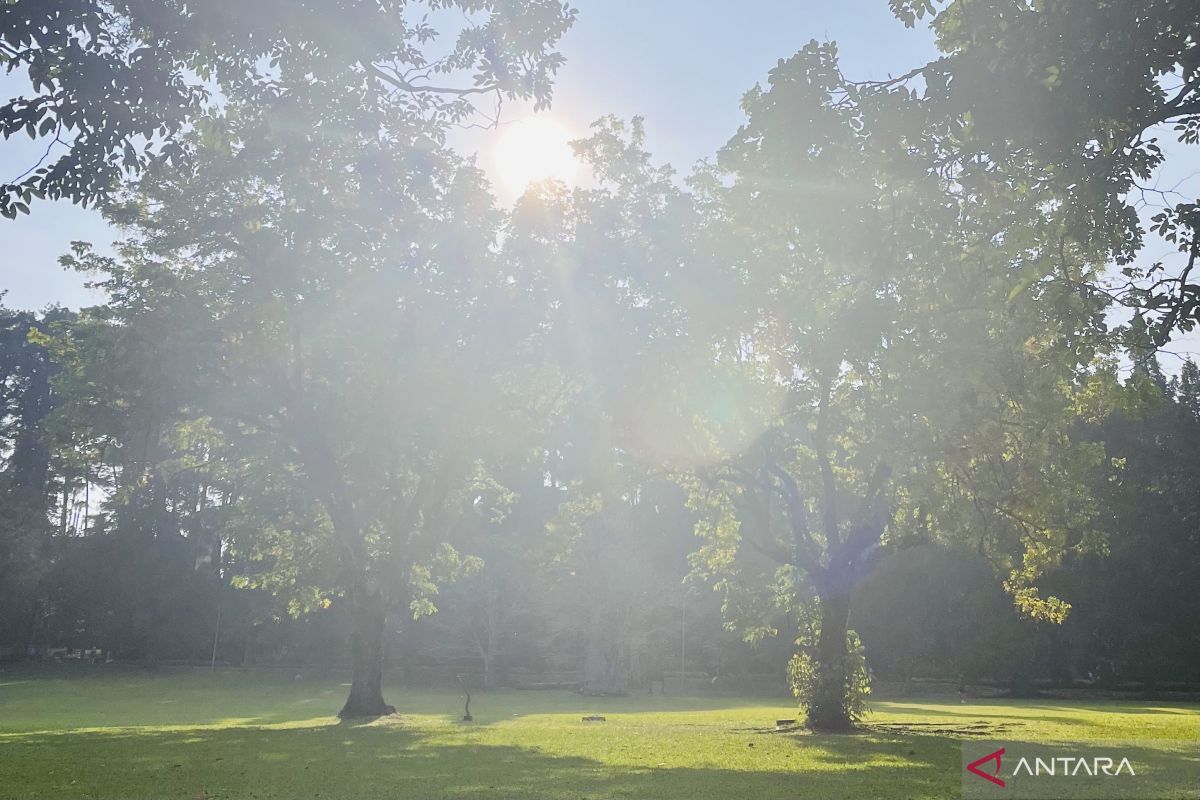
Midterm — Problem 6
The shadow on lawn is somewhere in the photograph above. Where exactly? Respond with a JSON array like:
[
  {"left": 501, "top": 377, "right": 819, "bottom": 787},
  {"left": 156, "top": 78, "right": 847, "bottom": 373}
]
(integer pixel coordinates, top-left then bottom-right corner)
[
  {"left": 872, "top": 700, "right": 1200, "bottom": 732},
  {"left": 0, "top": 722, "right": 962, "bottom": 800},
  {"left": 1015, "top": 703, "right": 1200, "bottom": 717},
  {"left": 871, "top": 702, "right": 1106, "bottom": 729},
  {"left": 378, "top": 689, "right": 797, "bottom": 721},
  {"left": 0, "top": 670, "right": 802, "bottom": 729},
  {"left": 6, "top": 720, "right": 1195, "bottom": 800}
]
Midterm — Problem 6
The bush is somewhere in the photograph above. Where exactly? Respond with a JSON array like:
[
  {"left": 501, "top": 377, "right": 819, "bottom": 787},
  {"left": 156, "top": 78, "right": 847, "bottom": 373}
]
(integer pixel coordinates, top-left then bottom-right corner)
[{"left": 788, "top": 630, "right": 871, "bottom": 727}]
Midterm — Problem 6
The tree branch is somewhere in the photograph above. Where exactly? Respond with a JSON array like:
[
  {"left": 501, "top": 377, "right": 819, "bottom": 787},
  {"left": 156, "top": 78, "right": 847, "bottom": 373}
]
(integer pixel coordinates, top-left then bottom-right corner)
[
  {"left": 367, "top": 63, "right": 499, "bottom": 98},
  {"left": 814, "top": 376, "right": 840, "bottom": 545}
]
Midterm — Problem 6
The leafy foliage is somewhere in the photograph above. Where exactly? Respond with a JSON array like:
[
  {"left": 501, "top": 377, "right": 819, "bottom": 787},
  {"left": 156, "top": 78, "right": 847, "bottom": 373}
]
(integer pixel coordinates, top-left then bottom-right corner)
[
  {"left": 788, "top": 630, "right": 871, "bottom": 726},
  {"left": 0, "top": 0, "right": 576, "bottom": 217},
  {"left": 888, "top": 0, "right": 1200, "bottom": 340}
]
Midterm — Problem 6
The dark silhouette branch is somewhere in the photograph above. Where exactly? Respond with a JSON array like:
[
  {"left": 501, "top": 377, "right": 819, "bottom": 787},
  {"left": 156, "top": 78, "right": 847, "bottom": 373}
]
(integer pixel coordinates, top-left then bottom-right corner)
[{"left": 367, "top": 64, "right": 499, "bottom": 98}]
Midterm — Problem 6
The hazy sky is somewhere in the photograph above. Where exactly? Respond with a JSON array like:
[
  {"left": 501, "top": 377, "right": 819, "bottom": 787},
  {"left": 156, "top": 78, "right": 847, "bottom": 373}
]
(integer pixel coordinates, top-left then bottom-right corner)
[{"left": 0, "top": 0, "right": 937, "bottom": 310}]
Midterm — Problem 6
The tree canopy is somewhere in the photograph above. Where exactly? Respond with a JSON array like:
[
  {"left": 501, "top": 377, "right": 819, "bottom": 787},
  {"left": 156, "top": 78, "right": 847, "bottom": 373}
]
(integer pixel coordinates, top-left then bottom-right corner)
[
  {"left": 1, "top": 0, "right": 575, "bottom": 217},
  {"left": 889, "top": 0, "right": 1200, "bottom": 339}
]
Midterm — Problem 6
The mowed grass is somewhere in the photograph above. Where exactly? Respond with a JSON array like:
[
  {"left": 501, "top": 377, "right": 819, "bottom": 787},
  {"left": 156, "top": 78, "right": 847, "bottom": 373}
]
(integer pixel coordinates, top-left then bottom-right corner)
[{"left": 0, "top": 671, "right": 1197, "bottom": 799}]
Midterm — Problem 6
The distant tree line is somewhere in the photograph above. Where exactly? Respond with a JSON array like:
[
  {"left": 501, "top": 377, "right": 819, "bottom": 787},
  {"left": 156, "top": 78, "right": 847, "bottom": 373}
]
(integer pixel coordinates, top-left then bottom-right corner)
[{"left": 3, "top": 302, "right": 1197, "bottom": 695}]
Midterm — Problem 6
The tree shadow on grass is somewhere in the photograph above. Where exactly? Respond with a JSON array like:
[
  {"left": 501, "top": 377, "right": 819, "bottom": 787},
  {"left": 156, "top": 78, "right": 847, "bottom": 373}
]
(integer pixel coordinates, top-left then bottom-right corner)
[
  {"left": 382, "top": 689, "right": 798, "bottom": 721},
  {"left": 870, "top": 702, "right": 1087, "bottom": 728},
  {"left": 0, "top": 721, "right": 964, "bottom": 800},
  {"left": 1014, "top": 703, "right": 1200, "bottom": 717},
  {"left": 0, "top": 671, "right": 801, "bottom": 731}
]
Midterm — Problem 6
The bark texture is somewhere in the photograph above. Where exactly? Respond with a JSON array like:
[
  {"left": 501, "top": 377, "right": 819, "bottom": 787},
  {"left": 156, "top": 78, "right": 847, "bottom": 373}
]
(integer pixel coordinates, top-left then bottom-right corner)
[
  {"left": 338, "top": 588, "right": 394, "bottom": 718},
  {"left": 806, "top": 590, "right": 854, "bottom": 732}
]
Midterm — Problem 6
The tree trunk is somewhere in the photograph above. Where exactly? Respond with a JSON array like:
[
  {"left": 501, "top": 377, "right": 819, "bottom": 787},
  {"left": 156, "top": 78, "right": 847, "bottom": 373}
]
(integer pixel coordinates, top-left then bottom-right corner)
[
  {"left": 583, "top": 601, "right": 626, "bottom": 695},
  {"left": 482, "top": 634, "right": 507, "bottom": 689},
  {"left": 583, "top": 637, "right": 623, "bottom": 695},
  {"left": 483, "top": 654, "right": 496, "bottom": 690},
  {"left": 807, "top": 590, "right": 854, "bottom": 732},
  {"left": 288, "top": 405, "right": 391, "bottom": 718},
  {"left": 338, "top": 588, "right": 394, "bottom": 718}
]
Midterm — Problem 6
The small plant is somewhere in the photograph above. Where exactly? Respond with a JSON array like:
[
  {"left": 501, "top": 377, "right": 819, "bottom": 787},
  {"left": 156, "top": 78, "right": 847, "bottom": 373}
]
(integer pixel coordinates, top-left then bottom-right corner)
[{"left": 788, "top": 631, "right": 871, "bottom": 729}]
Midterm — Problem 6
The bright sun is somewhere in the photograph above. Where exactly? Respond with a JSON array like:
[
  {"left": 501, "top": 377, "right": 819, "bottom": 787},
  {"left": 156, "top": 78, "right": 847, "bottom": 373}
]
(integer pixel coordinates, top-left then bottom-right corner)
[{"left": 494, "top": 116, "right": 580, "bottom": 195}]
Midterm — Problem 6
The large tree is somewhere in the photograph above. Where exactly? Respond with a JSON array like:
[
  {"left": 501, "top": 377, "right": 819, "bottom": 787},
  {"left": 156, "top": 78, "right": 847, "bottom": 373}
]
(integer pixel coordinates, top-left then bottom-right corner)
[
  {"left": 491, "top": 97, "right": 1113, "bottom": 726},
  {"left": 681, "top": 43, "right": 1117, "bottom": 730},
  {"left": 45, "top": 76, "right": 559, "bottom": 715},
  {"left": 30, "top": 0, "right": 575, "bottom": 717}
]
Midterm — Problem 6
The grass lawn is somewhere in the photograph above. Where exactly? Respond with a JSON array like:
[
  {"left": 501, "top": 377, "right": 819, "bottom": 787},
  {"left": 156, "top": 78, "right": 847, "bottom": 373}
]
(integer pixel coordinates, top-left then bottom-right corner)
[{"left": 0, "top": 671, "right": 1197, "bottom": 799}]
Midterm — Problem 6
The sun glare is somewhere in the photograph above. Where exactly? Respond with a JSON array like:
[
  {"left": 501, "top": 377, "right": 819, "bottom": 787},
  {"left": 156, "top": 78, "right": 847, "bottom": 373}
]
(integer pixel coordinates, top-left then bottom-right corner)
[{"left": 493, "top": 116, "right": 580, "bottom": 195}]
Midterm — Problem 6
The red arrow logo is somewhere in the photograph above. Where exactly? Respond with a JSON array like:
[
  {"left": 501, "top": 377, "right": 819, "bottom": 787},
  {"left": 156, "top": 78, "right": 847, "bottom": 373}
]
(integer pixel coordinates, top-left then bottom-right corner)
[{"left": 967, "top": 747, "right": 1006, "bottom": 788}]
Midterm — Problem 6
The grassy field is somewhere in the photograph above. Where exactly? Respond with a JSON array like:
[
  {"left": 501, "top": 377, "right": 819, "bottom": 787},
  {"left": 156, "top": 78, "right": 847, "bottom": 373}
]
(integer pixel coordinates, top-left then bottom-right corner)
[{"left": 0, "top": 671, "right": 1197, "bottom": 799}]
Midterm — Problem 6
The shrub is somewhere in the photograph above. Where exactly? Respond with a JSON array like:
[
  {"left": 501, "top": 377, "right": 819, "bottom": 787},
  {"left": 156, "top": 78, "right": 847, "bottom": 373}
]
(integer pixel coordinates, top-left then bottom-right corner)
[{"left": 788, "top": 630, "right": 871, "bottom": 727}]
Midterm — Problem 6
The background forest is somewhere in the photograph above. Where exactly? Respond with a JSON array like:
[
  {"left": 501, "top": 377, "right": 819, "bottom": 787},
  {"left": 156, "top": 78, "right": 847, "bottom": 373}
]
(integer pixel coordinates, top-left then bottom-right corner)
[{"left": 3, "top": 300, "right": 1198, "bottom": 695}]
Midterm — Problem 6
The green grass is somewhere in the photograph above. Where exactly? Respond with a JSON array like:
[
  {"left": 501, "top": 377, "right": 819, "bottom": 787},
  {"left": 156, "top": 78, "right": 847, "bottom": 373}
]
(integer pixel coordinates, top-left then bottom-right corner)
[{"left": 0, "top": 671, "right": 1196, "bottom": 799}]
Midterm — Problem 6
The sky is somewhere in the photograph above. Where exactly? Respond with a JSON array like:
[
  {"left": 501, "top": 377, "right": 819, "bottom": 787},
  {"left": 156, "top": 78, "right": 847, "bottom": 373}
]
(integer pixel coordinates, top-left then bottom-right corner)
[
  {"left": 466, "top": 0, "right": 938, "bottom": 182},
  {"left": 0, "top": 0, "right": 936, "bottom": 311}
]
